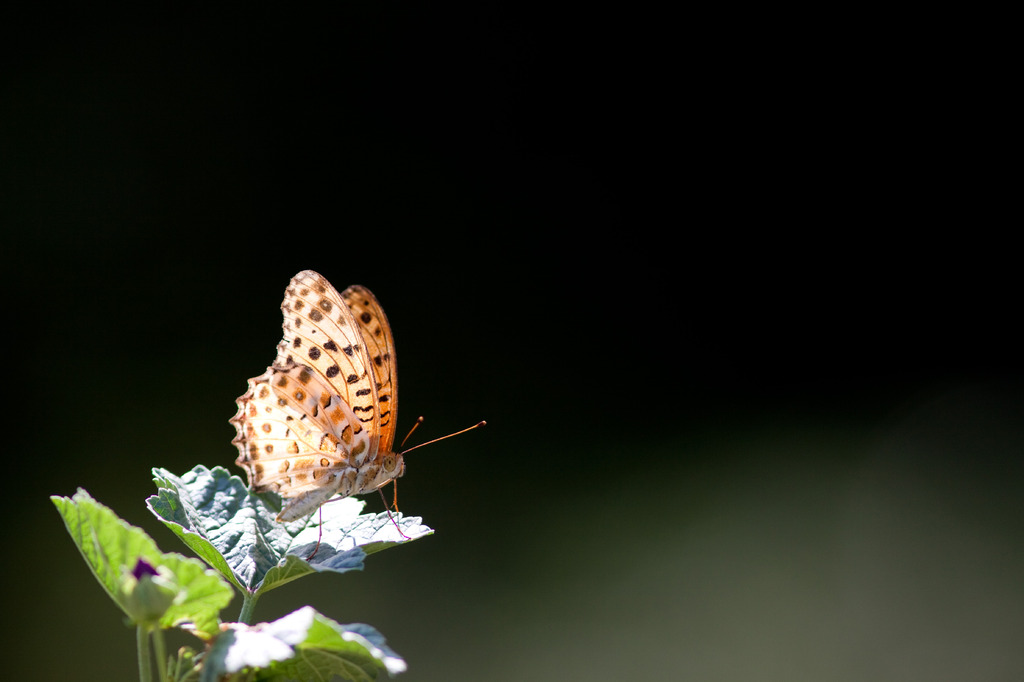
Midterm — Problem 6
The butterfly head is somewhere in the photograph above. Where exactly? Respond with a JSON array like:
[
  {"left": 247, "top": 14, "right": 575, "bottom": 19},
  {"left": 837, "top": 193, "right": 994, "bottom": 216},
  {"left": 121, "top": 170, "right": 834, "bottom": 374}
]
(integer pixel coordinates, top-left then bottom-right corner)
[
  {"left": 383, "top": 451, "right": 406, "bottom": 480},
  {"left": 358, "top": 450, "right": 405, "bottom": 494}
]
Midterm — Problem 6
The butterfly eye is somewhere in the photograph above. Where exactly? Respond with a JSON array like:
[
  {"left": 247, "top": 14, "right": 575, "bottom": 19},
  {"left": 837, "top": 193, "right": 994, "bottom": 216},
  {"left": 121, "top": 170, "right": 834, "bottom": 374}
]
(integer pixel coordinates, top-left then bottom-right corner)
[{"left": 383, "top": 454, "right": 397, "bottom": 472}]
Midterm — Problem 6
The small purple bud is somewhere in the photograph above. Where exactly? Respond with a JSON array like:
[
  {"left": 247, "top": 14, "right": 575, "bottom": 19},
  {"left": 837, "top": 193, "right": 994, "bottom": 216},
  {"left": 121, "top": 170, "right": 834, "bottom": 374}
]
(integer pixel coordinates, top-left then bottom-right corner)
[
  {"left": 122, "top": 559, "right": 177, "bottom": 625},
  {"left": 132, "top": 558, "right": 160, "bottom": 580}
]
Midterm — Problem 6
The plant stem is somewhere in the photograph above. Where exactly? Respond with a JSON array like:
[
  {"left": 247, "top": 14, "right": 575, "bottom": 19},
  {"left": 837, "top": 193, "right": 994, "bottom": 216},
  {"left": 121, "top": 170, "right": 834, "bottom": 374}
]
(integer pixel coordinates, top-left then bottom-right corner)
[
  {"left": 238, "top": 591, "right": 259, "bottom": 625},
  {"left": 137, "top": 625, "right": 152, "bottom": 682},
  {"left": 152, "top": 627, "right": 169, "bottom": 682}
]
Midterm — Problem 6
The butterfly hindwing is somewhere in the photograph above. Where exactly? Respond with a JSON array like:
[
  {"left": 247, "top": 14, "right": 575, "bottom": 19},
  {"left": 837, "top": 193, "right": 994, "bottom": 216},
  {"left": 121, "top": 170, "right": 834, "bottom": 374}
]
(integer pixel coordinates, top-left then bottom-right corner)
[{"left": 232, "top": 362, "right": 370, "bottom": 497}]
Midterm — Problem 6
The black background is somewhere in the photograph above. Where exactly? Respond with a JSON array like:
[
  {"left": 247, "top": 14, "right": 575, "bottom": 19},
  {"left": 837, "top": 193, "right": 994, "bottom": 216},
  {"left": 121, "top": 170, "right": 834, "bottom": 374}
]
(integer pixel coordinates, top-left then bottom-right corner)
[{"left": 3, "top": 6, "right": 1021, "bottom": 681}]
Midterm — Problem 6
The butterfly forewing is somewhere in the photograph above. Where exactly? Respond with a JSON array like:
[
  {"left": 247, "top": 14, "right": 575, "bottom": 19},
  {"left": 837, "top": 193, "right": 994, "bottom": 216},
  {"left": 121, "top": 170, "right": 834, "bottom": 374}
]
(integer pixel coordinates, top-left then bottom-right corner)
[
  {"left": 230, "top": 270, "right": 404, "bottom": 522},
  {"left": 275, "top": 272, "right": 378, "bottom": 429},
  {"left": 340, "top": 284, "right": 398, "bottom": 453}
]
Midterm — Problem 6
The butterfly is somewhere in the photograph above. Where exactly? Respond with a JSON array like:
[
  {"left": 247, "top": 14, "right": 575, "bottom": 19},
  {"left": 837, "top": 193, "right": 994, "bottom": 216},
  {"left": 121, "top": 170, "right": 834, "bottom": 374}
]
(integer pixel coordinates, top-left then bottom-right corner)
[{"left": 231, "top": 270, "right": 405, "bottom": 523}]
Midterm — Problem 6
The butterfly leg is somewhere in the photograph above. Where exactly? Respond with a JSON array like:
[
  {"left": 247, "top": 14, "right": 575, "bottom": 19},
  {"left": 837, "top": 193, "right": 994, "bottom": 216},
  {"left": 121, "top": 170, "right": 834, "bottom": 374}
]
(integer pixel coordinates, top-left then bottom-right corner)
[
  {"left": 305, "top": 507, "right": 324, "bottom": 561},
  {"left": 377, "top": 482, "right": 411, "bottom": 540}
]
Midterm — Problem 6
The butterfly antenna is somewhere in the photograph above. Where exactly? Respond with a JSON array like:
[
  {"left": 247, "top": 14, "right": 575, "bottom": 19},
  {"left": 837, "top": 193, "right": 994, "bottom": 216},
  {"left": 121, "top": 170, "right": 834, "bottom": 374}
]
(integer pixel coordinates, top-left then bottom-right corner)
[
  {"left": 400, "top": 420, "right": 487, "bottom": 456},
  {"left": 399, "top": 416, "right": 425, "bottom": 450},
  {"left": 381, "top": 419, "right": 485, "bottom": 542}
]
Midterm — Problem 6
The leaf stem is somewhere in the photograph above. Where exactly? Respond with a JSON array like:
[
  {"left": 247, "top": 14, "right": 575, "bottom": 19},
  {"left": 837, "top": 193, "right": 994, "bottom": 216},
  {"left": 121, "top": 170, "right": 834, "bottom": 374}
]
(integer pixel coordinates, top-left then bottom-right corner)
[
  {"left": 152, "top": 627, "right": 169, "bottom": 682},
  {"left": 137, "top": 625, "right": 152, "bottom": 682},
  {"left": 238, "top": 591, "right": 260, "bottom": 625}
]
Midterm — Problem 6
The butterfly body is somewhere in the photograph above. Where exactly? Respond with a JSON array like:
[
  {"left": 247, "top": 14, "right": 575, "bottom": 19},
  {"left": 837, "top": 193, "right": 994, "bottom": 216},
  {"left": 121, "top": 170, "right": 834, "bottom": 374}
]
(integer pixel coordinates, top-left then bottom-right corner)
[{"left": 231, "top": 271, "right": 402, "bottom": 522}]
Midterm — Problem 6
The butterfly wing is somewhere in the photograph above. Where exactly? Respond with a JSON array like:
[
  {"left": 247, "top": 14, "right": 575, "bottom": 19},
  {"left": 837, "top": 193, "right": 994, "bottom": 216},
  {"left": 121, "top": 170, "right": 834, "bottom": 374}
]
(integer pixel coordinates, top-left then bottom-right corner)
[
  {"left": 271, "top": 270, "right": 387, "bottom": 459},
  {"left": 231, "top": 270, "right": 401, "bottom": 521},
  {"left": 340, "top": 284, "right": 398, "bottom": 454},
  {"left": 231, "top": 361, "right": 370, "bottom": 496}
]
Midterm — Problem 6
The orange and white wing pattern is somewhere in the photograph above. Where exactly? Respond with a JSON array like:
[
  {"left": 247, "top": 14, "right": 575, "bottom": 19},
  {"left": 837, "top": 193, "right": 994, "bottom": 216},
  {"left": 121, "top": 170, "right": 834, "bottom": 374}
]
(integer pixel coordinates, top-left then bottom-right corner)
[
  {"left": 231, "top": 270, "right": 404, "bottom": 522},
  {"left": 339, "top": 284, "right": 398, "bottom": 453}
]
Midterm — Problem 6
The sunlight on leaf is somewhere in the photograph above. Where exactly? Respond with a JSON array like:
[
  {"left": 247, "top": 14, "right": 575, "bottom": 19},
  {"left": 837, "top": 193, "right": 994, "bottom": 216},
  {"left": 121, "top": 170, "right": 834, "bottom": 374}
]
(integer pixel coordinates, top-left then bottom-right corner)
[
  {"left": 147, "top": 466, "right": 433, "bottom": 596},
  {"left": 202, "top": 606, "right": 406, "bottom": 681}
]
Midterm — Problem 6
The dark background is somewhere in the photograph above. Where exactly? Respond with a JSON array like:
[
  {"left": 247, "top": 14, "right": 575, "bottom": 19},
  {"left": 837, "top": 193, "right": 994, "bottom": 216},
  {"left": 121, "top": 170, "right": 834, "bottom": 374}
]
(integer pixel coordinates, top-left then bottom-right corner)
[{"left": 3, "top": 7, "right": 1021, "bottom": 681}]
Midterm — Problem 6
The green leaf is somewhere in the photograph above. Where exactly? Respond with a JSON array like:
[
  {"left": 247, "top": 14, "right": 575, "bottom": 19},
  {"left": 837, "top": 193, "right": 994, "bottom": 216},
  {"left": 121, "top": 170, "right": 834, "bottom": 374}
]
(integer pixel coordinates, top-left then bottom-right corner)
[
  {"left": 147, "top": 466, "right": 433, "bottom": 596},
  {"left": 52, "top": 489, "right": 233, "bottom": 639},
  {"left": 202, "top": 607, "right": 406, "bottom": 681}
]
